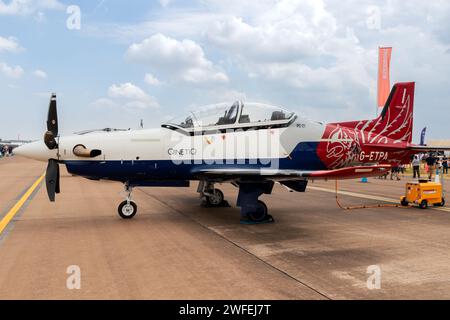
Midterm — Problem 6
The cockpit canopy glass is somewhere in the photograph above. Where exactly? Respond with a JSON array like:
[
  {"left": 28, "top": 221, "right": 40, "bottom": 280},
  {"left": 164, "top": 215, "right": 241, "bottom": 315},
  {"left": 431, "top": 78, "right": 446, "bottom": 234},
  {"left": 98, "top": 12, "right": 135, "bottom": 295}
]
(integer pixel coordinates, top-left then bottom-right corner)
[
  {"left": 239, "top": 103, "right": 294, "bottom": 124},
  {"left": 169, "top": 102, "right": 240, "bottom": 128},
  {"left": 166, "top": 101, "right": 294, "bottom": 130}
]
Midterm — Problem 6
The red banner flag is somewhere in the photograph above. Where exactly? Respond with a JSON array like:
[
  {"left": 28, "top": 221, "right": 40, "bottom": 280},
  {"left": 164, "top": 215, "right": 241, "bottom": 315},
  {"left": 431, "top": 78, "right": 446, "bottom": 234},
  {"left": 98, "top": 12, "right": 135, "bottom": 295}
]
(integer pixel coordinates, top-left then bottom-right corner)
[{"left": 377, "top": 47, "right": 392, "bottom": 107}]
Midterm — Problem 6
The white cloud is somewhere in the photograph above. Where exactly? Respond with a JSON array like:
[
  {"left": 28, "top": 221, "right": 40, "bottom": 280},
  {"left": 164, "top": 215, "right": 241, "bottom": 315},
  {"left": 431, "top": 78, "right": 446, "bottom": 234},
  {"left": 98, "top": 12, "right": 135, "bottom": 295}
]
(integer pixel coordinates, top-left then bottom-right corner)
[
  {"left": 83, "top": 13, "right": 225, "bottom": 43},
  {"left": 91, "top": 98, "right": 118, "bottom": 109},
  {"left": 123, "top": 100, "right": 152, "bottom": 110},
  {"left": 206, "top": 88, "right": 247, "bottom": 102},
  {"left": 34, "top": 10, "right": 45, "bottom": 22},
  {"left": 0, "top": 0, "right": 64, "bottom": 15},
  {"left": 0, "top": 62, "right": 24, "bottom": 78},
  {"left": 196, "top": 0, "right": 380, "bottom": 117},
  {"left": 32, "top": 69, "right": 47, "bottom": 79},
  {"left": 126, "top": 33, "right": 228, "bottom": 84},
  {"left": 159, "top": 0, "right": 171, "bottom": 8},
  {"left": 109, "top": 82, "right": 151, "bottom": 101},
  {"left": 144, "top": 73, "right": 162, "bottom": 86},
  {"left": 0, "top": 36, "right": 23, "bottom": 52},
  {"left": 206, "top": 1, "right": 338, "bottom": 62},
  {"left": 0, "top": 0, "right": 32, "bottom": 15},
  {"left": 106, "top": 82, "right": 159, "bottom": 109}
]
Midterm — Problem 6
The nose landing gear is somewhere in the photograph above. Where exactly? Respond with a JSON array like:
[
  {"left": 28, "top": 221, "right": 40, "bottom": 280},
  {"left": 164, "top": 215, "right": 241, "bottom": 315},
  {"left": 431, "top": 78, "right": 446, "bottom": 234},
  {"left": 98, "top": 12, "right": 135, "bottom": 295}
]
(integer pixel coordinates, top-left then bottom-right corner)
[
  {"left": 118, "top": 183, "right": 137, "bottom": 219},
  {"left": 198, "top": 181, "right": 230, "bottom": 207}
]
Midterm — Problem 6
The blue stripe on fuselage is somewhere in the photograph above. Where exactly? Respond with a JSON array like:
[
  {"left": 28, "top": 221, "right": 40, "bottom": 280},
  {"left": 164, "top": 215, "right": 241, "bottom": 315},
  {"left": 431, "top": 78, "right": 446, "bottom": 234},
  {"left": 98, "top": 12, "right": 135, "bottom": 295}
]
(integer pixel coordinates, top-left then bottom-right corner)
[{"left": 64, "top": 142, "right": 326, "bottom": 182}]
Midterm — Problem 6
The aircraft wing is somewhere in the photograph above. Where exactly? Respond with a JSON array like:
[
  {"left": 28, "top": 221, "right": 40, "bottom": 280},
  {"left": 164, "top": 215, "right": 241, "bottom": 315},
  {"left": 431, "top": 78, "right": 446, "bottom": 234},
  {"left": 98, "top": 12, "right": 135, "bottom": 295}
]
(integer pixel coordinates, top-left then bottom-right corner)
[{"left": 192, "top": 165, "right": 391, "bottom": 181}]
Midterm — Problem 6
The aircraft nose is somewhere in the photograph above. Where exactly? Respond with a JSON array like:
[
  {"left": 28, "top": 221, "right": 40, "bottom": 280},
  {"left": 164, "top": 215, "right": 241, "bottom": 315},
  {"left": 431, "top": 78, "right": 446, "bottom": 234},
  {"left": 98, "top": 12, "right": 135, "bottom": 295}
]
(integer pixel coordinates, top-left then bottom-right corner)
[{"left": 14, "top": 140, "right": 56, "bottom": 162}]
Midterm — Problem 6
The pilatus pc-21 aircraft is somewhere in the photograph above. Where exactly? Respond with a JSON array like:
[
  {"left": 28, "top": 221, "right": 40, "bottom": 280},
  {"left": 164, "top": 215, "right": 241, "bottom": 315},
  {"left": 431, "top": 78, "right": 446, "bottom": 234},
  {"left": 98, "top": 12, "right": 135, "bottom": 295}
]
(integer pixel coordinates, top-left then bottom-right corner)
[{"left": 15, "top": 82, "right": 450, "bottom": 224}]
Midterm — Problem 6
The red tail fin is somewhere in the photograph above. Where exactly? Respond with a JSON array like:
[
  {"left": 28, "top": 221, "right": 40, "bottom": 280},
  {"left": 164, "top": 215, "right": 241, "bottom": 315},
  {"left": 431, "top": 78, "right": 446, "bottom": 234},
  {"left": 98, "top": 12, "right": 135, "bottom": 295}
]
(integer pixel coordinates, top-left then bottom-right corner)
[
  {"left": 318, "top": 82, "right": 415, "bottom": 168},
  {"left": 333, "top": 82, "right": 415, "bottom": 145},
  {"left": 375, "top": 82, "right": 415, "bottom": 144}
]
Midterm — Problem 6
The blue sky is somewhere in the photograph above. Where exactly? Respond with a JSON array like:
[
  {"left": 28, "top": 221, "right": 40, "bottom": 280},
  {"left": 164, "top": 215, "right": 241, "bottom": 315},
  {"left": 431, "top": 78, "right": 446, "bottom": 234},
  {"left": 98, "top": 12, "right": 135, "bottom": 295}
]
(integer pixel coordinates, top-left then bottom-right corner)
[{"left": 1, "top": 0, "right": 449, "bottom": 141}]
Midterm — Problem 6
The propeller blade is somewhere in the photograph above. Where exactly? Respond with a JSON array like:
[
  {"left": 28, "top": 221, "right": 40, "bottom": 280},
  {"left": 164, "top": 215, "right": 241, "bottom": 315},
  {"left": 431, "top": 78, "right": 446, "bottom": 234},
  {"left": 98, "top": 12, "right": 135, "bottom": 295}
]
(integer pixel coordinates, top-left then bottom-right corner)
[
  {"left": 44, "top": 94, "right": 58, "bottom": 150},
  {"left": 55, "top": 161, "right": 60, "bottom": 194},
  {"left": 47, "top": 93, "right": 58, "bottom": 136},
  {"left": 46, "top": 159, "right": 59, "bottom": 202}
]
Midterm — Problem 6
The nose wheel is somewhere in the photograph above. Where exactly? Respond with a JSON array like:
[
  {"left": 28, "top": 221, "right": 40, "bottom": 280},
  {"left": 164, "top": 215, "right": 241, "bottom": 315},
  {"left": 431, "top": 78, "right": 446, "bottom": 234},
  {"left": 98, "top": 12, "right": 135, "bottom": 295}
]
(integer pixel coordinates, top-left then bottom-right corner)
[
  {"left": 118, "top": 183, "right": 138, "bottom": 219},
  {"left": 118, "top": 200, "right": 137, "bottom": 219}
]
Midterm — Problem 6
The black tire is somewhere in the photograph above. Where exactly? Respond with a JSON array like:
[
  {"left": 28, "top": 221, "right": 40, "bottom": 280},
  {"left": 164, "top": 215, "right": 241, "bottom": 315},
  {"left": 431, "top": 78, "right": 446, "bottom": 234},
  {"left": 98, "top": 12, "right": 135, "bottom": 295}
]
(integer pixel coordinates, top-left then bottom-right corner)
[
  {"left": 401, "top": 197, "right": 409, "bottom": 207},
  {"left": 206, "top": 189, "right": 224, "bottom": 207},
  {"left": 118, "top": 200, "right": 137, "bottom": 219},
  {"left": 438, "top": 198, "right": 446, "bottom": 207},
  {"left": 249, "top": 200, "right": 268, "bottom": 222},
  {"left": 419, "top": 200, "right": 428, "bottom": 210}
]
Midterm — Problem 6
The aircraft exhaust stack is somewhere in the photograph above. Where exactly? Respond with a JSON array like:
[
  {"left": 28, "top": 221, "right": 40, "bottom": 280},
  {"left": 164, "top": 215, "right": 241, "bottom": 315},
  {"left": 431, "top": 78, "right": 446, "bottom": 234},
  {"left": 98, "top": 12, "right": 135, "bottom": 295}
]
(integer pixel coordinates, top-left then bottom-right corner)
[{"left": 73, "top": 145, "right": 102, "bottom": 158}]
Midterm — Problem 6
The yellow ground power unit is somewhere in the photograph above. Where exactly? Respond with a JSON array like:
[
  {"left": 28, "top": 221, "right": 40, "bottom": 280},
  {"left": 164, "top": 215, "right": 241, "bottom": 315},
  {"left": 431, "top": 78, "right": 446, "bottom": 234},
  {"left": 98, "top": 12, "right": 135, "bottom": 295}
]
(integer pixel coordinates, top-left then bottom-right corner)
[{"left": 400, "top": 181, "right": 445, "bottom": 209}]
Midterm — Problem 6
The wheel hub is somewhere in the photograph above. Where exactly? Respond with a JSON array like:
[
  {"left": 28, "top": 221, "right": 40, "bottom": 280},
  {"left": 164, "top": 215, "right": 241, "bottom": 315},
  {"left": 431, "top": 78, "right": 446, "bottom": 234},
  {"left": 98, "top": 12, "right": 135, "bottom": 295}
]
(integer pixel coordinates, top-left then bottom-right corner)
[
  {"left": 122, "top": 204, "right": 134, "bottom": 216},
  {"left": 209, "top": 192, "right": 221, "bottom": 205}
]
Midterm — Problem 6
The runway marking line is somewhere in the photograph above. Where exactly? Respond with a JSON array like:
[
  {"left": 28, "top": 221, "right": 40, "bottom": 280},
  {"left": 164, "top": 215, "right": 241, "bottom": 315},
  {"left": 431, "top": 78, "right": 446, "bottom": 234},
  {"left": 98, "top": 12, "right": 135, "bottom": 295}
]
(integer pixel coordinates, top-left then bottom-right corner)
[
  {"left": 0, "top": 173, "right": 45, "bottom": 235},
  {"left": 309, "top": 186, "right": 450, "bottom": 213}
]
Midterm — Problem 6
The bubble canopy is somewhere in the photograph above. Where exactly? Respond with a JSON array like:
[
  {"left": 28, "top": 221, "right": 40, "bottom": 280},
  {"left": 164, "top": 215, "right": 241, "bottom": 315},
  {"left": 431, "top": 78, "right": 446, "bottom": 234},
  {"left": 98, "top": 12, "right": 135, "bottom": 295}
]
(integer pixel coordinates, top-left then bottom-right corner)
[{"left": 164, "top": 101, "right": 295, "bottom": 131}]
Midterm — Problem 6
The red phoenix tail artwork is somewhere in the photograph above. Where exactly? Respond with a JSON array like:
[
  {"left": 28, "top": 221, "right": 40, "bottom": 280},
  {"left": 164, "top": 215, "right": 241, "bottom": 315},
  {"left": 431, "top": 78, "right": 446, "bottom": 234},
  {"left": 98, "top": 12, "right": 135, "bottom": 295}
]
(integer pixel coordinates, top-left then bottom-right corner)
[{"left": 318, "top": 82, "right": 415, "bottom": 169}]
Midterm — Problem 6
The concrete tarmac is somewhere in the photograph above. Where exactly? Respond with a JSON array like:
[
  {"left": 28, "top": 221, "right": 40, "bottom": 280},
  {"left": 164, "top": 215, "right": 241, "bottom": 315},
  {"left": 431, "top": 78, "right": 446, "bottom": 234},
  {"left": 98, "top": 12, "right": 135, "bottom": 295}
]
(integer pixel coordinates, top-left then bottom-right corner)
[{"left": 1, "top": 156, "right": 450, "bottom": 299}]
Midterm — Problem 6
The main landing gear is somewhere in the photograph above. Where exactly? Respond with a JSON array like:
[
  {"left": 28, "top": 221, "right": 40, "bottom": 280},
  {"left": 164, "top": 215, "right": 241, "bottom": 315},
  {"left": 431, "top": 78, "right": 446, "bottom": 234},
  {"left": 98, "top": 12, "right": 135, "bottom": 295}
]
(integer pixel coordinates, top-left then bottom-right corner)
[
  {"left": 198, "top": 181, "right": 230, "bottom": 207},
  {"left": 118, "top": 183, "right": 137, "bottom": 219},
  {"left": 198, "top": 180, "right": 275, "bottom": 224},
  {"left": 237, "top": 182, "right": 274, "bottom": 225}
]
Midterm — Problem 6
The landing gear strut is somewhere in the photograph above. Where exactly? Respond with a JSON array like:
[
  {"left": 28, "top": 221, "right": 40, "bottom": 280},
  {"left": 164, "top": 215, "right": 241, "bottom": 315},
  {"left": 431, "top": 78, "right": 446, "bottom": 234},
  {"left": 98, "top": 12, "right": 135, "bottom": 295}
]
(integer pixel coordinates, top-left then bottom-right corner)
[
  {"left": 198, "top": 181, "right": 229, "bottom": 207},
  {"left": 118, "top": 183, "right": 137, "bottom": 219}
]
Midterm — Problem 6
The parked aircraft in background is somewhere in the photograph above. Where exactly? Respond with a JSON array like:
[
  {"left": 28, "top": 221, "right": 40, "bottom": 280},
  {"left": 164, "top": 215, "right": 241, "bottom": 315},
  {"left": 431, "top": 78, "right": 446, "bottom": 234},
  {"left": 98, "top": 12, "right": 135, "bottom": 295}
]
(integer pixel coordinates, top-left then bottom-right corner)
[
  {"left": 15, "top": 82, "right": 450, "bottom": 224},
  {"left": 0, "top": 139, "right": 31, "bottom": 153}
]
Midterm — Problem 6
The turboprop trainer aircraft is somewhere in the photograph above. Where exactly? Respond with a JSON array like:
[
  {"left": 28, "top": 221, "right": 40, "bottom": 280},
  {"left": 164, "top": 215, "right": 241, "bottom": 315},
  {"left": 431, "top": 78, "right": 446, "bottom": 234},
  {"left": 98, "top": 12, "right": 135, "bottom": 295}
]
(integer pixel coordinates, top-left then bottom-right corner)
[{"left": 15, "top": 82, "right": 450, "bottom": 224}]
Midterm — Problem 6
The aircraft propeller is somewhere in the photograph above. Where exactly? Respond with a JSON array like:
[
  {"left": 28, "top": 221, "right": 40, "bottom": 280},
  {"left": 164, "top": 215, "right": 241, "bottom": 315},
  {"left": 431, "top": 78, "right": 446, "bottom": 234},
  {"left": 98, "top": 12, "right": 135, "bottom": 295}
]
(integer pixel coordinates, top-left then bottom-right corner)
[{"left": 43, "top": 94, "right": 60, "bottom": 202}]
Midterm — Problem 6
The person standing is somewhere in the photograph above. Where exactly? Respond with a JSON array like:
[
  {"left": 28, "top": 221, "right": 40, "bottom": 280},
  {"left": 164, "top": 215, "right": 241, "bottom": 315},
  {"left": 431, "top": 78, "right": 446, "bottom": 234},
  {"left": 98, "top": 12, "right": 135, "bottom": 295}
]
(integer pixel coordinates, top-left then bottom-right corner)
[
  {"left": 412, "top": 155, "right": 421, "bottom": 179},
  {"left": 426, "top": 153, "right": 437, "bottom": 181},
  {"left": 443, "top": 157, "right": 449, "bottom": 175},
  {"left": 390, "top": 164, "right": 401, "bottom": 181}
]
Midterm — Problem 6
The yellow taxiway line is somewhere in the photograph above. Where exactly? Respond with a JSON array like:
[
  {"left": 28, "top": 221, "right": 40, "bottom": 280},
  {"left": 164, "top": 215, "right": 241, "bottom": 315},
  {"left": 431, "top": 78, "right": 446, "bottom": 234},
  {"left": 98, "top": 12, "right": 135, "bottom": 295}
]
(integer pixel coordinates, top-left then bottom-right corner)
[
  {"left": 0, "top": 173, "right": 45, "bottom": 236},
  {"left": 309, "top": 185, "right": 450, "bottom": 213}
]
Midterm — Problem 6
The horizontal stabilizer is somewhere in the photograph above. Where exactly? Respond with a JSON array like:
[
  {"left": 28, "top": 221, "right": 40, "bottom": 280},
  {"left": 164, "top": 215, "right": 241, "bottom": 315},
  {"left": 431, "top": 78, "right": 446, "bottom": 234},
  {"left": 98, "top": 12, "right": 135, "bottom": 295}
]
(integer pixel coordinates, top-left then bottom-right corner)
[
  {"left": 193, "top": 165, "right": 391, "bottom": 181},
  {"left": 367, "top": 144, "right": 450, "bottom": 152},
  {"left": 303, "top": 165, "right": 391, "bottom": 179},
  {"left": 407, "top": 145, "right": 450, "bottom": 152}
]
